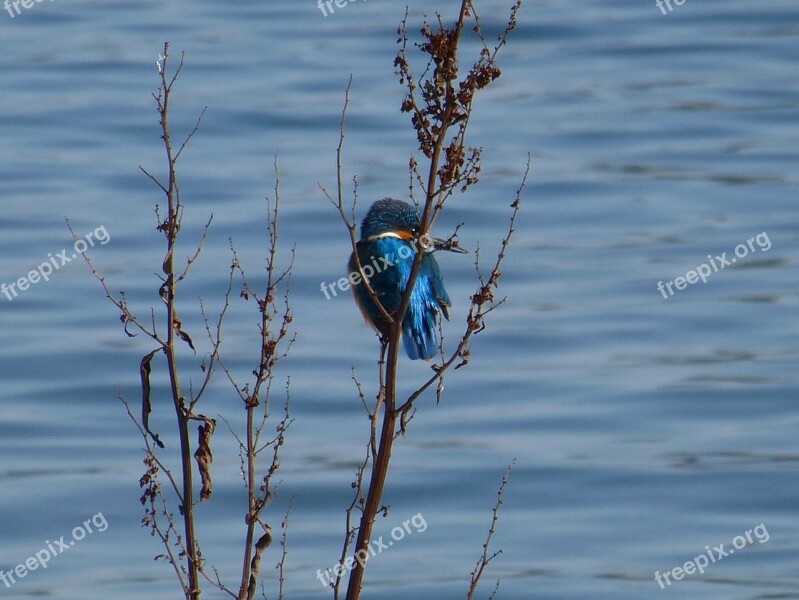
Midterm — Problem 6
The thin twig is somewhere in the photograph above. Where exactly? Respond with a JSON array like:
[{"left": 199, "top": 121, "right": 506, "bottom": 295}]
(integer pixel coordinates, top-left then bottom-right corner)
[{"left": 467, "top": 461, "right": 515, "bottom": 599}]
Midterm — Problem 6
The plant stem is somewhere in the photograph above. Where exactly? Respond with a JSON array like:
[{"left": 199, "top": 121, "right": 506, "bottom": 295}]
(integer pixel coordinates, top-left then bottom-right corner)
[
  {"left": 159, "top": 44, "right": 200, "bottom": 598},
  {"left": 345, "top": 328, "right": 400, "bottom": 600},
  {"left": 238, "top": 400, "right": 257, "bottom": 600}
]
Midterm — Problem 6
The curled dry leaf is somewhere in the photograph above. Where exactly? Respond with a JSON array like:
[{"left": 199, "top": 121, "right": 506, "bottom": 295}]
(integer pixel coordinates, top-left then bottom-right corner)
[
  {"left": 194, "top": 416, "right": 216, "bottom": 501},
  {"left": 140, "top": 348, "right": 165, "bottom": 448}
]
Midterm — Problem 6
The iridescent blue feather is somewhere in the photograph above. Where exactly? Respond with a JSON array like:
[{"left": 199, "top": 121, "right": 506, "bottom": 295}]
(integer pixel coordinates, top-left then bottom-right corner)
[{"left": 348, "top": 199, "right": 452, "bottom": 360}]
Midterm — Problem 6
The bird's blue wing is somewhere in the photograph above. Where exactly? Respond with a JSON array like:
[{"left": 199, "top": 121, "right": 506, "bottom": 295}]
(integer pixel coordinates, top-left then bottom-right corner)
[
  {"left": 350, "top": 240, "right": 452, "bottom": 361},
  {"left": 349, "top": 238, "right": 409, "bottom": 333},
  {"left": 401, "top": 252, "right": 451, "bottom": 360},
  {"left": 421, "top": 252, "right": 451, "bottom": 319}
]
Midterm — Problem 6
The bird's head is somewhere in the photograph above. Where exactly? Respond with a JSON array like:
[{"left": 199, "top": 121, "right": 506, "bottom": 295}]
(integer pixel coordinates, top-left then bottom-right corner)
[
  {"left": 360, "top": 198, "right": 420, "bottom": 242},
  {"left": 359, "top": 198, "right": 468, "bottom": 253}
]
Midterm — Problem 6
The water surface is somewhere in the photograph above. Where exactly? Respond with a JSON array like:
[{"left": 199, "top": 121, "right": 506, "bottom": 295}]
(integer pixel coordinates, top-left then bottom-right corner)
[{"left": 0, "top": 1, "right": 797, "bottom": 599}]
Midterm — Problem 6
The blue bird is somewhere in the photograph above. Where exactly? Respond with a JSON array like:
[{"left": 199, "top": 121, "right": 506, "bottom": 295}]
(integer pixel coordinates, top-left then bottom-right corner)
[{"left": 348, "top": 198, "right": 465, "bottom": 360}]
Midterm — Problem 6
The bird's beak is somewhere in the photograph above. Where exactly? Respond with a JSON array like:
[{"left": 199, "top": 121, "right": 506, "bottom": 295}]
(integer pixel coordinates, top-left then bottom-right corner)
[{"left": 426, "top": 235, "right": 468, "bottom": 254}]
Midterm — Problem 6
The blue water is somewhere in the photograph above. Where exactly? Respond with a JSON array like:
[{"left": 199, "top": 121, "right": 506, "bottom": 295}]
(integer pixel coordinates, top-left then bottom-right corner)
[{"left": 0, "top": 1, "right": 797, "bottom": 598}]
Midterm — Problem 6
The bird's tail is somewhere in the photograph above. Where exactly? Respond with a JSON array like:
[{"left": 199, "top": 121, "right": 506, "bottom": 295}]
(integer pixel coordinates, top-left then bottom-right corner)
[{"left": 402, "top": 309, "right": 439, "bottom": 360}]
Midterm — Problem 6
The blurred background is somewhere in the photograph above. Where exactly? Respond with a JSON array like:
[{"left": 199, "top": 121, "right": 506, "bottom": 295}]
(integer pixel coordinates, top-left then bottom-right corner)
[{"left": 0, "top": 1, "right": 797, "bottom": 598}]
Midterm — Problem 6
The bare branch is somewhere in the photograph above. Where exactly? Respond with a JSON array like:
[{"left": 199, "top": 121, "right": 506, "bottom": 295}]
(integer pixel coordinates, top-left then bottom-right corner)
[
  {"left": 467, "top": 461, "right": 515, "bottom": 599},
  {"left": 139, "top": 165, "right": 169, "bottom": 194},
  {"left": 175, "top": 106, "right": 208, "bottom": 162},
  {"left": 178, "top": 214, "right": 214, "bottom": 283},
  {"left": 276, "top": 505, "right": 291, "bottom": 600}
]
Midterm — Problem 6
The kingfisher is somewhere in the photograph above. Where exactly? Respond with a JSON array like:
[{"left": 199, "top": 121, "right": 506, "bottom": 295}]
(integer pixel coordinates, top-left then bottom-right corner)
[{"left": 348, "top": 198, "right": 466, "bottom": 360}]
